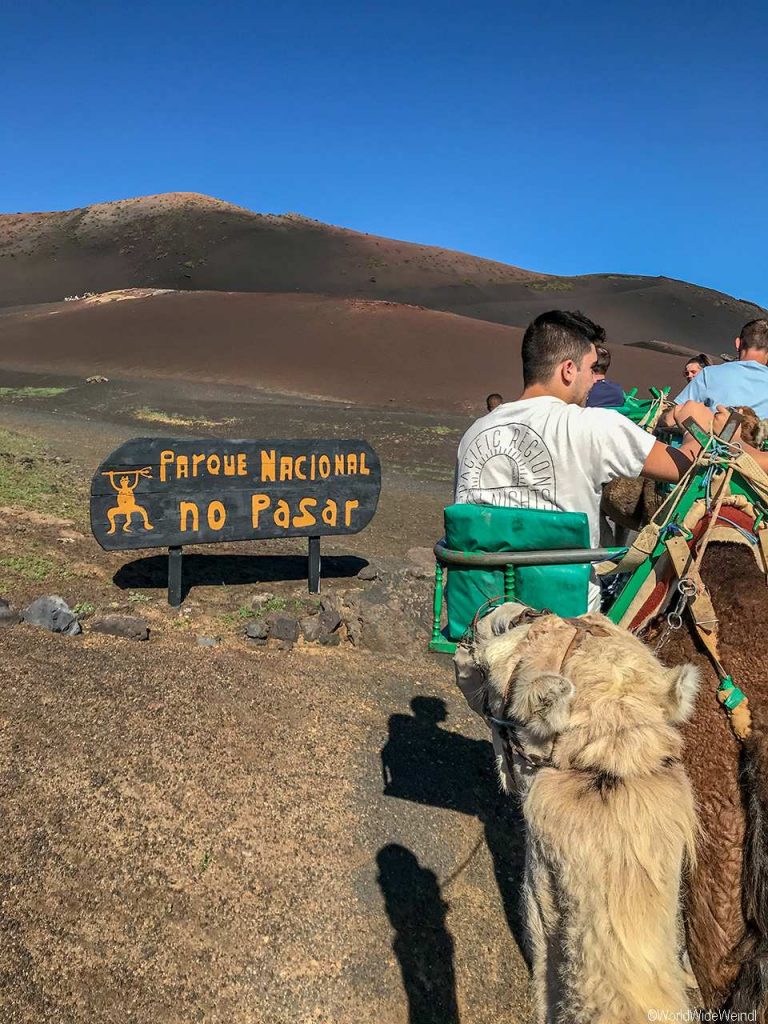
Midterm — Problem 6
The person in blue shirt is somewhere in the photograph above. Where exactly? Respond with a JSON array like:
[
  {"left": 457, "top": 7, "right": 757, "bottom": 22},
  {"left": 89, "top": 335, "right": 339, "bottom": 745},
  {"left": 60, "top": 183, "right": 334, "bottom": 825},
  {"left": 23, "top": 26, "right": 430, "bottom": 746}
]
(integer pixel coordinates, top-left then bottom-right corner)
[
  {"left": 585, "top": 344, "right": 624, "bottom": 408},
  {"left": 682, "top": 353, "right": 712, "bottom": 384},
  {"left": 670, "top": 319, "right": 768, "bottom": 418}
]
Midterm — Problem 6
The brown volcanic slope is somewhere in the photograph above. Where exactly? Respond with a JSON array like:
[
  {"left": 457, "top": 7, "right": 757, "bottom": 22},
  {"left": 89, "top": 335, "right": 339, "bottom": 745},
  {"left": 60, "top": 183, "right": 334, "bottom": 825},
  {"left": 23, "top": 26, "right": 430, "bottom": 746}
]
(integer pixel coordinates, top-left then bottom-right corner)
[
  {"left": 0, "top": 290, "right": 690, "bottom": 412},
  {"left": 0, "top": 192, "right": 764, "bottom": 352}
]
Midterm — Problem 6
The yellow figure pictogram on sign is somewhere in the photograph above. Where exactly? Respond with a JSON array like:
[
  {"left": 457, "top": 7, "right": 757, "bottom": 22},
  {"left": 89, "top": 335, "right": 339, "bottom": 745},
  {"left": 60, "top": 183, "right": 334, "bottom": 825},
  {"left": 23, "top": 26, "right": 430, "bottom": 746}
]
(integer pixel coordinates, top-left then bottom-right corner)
[{"left": 103, "top": 467, "right": 155, "bottom": 534}]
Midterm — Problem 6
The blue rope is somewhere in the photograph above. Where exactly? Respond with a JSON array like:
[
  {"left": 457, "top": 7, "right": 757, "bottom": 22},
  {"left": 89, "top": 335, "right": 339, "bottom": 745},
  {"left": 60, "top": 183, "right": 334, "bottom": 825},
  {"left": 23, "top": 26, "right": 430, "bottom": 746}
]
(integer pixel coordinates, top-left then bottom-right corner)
[{"left": 713, "top": 514, "right": 758, "bottom": 545}]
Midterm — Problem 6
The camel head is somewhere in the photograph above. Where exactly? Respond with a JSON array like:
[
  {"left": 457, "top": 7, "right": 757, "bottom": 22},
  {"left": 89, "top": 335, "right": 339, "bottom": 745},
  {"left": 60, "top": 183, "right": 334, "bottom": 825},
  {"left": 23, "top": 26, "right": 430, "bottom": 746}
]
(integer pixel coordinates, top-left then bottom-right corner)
[
  {"left": 733, "top": 405, "right": 768, "bottom": 449},
  {"left": 476, "top": 607, "right": 700, "bottom": 782}
]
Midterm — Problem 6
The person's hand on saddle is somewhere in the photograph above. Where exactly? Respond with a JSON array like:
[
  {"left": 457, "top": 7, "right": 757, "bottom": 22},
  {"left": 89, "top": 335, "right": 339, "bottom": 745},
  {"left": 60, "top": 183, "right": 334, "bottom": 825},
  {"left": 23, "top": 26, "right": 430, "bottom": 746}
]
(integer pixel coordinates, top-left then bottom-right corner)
[
  {"left": 670, "top": 402, "right": 738, "bottom": 448},
  {"left": 671, "top": 400, "right": 716, "bottom": 433},
  {"left": 643, "top": 403, "right": 740, "bottom": 484}
]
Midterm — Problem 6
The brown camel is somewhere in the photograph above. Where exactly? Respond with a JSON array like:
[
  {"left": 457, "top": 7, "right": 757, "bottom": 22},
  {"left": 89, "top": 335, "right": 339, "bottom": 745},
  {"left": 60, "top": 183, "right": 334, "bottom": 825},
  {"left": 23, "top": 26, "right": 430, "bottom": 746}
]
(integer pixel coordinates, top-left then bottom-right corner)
[
  {"left": 647, "top": 541, "right": 768, "bottom": 1016},
  {"left": 601, "top": 406, "right": 768, "bottom": 535}
]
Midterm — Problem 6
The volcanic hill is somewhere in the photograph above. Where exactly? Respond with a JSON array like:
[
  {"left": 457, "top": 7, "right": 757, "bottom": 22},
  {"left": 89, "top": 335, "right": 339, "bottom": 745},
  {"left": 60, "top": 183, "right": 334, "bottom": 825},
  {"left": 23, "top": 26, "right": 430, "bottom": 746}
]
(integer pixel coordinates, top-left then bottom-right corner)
[{"left": 0, "top": 192, "right": 764, "bottom": 410}]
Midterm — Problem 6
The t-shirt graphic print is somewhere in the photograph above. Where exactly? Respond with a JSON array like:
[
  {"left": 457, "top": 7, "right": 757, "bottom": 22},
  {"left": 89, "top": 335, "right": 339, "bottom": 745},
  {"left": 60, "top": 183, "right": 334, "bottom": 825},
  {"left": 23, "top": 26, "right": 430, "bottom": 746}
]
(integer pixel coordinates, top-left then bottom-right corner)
[{"left": 456, "top": 421, "right": 556, "bottom": 510}]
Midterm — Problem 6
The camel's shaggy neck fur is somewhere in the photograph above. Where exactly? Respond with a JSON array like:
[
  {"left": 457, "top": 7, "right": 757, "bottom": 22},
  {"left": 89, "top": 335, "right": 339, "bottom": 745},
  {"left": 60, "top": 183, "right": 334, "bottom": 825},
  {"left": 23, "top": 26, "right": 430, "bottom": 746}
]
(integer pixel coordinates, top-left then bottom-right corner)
[{"left": 474, "top": 608, "right": 700, "bottom": 1023}]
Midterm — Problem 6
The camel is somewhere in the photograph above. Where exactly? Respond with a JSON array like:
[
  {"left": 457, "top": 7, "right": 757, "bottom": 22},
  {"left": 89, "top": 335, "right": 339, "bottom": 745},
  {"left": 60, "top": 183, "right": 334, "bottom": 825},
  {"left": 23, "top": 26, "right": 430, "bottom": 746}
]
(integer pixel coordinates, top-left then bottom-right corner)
[
  {"left": 601, "top": 406, "right": 768, "bottom": 536},
  {"left": 629, "top": 539, "right": 768, "bottom": 1018},
  {"left": 456, "top": 606, "right": 700, "bottom": 1023}
]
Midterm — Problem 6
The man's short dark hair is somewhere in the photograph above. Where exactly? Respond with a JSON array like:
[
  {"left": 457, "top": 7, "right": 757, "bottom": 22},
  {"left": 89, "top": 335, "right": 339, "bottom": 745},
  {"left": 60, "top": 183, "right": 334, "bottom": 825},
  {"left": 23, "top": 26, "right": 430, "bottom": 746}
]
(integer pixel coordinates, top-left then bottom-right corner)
[
  {"left": 594, "top": 345, "right": 611, "bottom": 375},
  {"left": 521, "top": 310, "right": 606, "bottom": 387},
  {"left": 739, "top": 319, "right": 768, "bottom": 352}
]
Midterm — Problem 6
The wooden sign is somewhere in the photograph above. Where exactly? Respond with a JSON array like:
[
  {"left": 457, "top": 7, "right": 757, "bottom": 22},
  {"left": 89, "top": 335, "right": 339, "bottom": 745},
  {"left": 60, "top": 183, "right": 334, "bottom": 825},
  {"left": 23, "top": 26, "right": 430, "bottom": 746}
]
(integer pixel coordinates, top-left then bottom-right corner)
[{"left": 90, "top": 438, "right": 381, "bottom": 604}]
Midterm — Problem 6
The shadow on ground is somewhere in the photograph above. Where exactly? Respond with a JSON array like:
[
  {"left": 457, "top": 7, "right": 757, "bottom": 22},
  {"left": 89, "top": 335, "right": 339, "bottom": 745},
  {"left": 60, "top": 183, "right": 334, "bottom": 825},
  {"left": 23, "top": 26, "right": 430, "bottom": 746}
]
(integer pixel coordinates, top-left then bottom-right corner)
[
  {"left": 114, "top": 552, "right": 368, "bottom": 600},
  {"left": 379, "top": 696, "right": 529, "bottom": 1021},
  {"left": 377, "top": 844, "right": 461, "bottom": 1024}
]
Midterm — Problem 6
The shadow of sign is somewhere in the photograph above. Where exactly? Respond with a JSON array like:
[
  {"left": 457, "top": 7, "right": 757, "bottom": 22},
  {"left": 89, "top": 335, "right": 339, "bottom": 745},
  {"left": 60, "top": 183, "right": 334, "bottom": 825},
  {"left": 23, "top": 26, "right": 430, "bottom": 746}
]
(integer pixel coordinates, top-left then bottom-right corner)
[
  {"left": 114, "top": 552, "right": 368, "bottom": 601},
  {"left": 380, "top": 697, "right": 530, "bottom": 967}
]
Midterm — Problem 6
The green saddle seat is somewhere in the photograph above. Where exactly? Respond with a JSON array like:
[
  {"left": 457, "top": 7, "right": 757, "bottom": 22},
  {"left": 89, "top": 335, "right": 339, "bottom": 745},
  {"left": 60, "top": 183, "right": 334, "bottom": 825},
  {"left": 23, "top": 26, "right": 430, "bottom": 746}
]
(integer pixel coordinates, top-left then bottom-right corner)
[{"left": 443, "top": 503, "right": 591, "bottom": 642}]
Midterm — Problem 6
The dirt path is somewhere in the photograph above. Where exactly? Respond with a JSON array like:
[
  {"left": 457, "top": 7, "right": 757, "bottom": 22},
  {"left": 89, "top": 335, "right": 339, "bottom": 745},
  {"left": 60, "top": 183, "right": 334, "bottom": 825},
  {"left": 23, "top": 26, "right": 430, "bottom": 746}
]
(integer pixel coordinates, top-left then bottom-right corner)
[
  {"left": 0, "top": 373, "right": 532, "bottom": 1022},
  {"left": 0, "top": 633, "right": 531, "bottom": 1024}
]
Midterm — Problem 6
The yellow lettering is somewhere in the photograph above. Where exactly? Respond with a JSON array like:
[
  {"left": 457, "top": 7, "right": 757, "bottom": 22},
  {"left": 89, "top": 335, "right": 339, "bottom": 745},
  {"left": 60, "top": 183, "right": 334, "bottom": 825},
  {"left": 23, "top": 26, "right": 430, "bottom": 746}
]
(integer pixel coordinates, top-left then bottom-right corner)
[
  {"left": 207, "top": 500, "right": 226, "bottom": 530},
  {"left": 279, "top": 456, "right": 293, "bottom": 481},
  {"left": 334, "top": 454, "right": 345, "bottom": 475},
  {"left": 274, "top": 499, "right": 290, "bottom": 529},
  {"left": 251, "top": 494, "right": 271, "bottom": 527},
  {"left": 344, "top": 499, "right": 359, "bottom": 527},
  {"left": 223, "top": 455, "right": 236, "bottom": 476},
  {"left": 193, "top": 453, "right": 206, "bottom": 475},
  {"left": 293, "top": 497, "right": 317, "bottom": 527},
  {"left": 310, "top": 454, "right": 316, "bottom": 479},
  {"left": 207, "top": 454, "right": 221, "bottom": 475},
  {"left": 295, "top": 456, "right": 307, "bottom": 480},
  {"left": 180, "top": 501, "right": 199, "bottom": 531},
  {"left": 321, "top": 499, "right": 338, "bottom": 527},
  {"left": 176, "top": 455, "right": 189, "bottom": 479},
  {"left": 160, "top": 449, "right": 174, "bottom": 483},
  {"left": 346, "top": 453, "right": 358, "bottom": 475},
  {"left": 359, "top": 452, "right": 370, "bottom": 475},
  {"left": 237, "top": 453, "right": 247, "bottom": 476},
  {"left": 261, "top": 449, "right": 276, "bottom": 483},
  {"left": 318, "top": 455, "right": 331, "bottom": 478}
]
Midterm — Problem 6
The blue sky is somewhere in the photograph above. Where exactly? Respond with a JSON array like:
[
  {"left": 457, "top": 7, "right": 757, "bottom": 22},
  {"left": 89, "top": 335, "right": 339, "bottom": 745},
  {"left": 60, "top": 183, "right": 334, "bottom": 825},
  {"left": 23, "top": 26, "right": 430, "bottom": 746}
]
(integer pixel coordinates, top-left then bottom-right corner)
[{"left": 2, "top": 0, "right": 767, "bottom": 303}]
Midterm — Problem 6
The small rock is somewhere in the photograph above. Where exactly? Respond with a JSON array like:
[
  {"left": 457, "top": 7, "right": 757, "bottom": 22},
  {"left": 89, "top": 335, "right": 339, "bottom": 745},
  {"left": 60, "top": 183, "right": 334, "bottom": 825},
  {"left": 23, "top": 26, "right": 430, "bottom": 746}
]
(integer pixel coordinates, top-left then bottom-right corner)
[
  {"left": 318, "top": 632, "right": 341, "bottom": 647},
  {"left": 250, "top": 592, "right": 275, "bottom": 611},
  {"left": 357, "top": 563, "right": 379, "bottom": 581},
  {"left": 196, "top": 636, "right": 220, "bottom": 647},
  {"left": 57, "top": 529, "right": 85, "bottom": 545},
  {"left": 248, "top": 637, "right": 268, "bottom": 647},
  {"left": 22, "top": 596, "right": 82, "bottom": 636},
  {"left": 318, "top": 604, "right": 342, "bottom": 634},
  {"left": 277, "top": 640, "right": 294, "bottom": 652},
  {"left": 267, "top": 614, "right": 300, "bottom": 643},
  {"left": 301, "top": 616, "right": 323, "bottom": 642},
  {"left": 407, "top": 546, "right": 435, "bottom": 579},
  {"left": 89, "top": 614, "right": 149, "bottom": 641},
  {"left": 85, "top": 375, "right": 109, "bottom": 384},
  {"left": 0, "top": 598, "right": 20, "bottom": 628},
  {"left": 245, "top": 618, "right": 269, "bottom": 640}
]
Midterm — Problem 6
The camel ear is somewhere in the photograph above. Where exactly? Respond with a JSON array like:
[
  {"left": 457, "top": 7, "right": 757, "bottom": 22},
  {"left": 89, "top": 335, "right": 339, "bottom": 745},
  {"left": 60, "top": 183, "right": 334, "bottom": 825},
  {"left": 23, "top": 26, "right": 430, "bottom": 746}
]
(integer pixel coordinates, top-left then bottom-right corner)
[
  {"left": 666, "top": 663, "right": 700, "bottom": 723},
  {"left": 511, "top": 672, "right": 575, "bottom": 738}
]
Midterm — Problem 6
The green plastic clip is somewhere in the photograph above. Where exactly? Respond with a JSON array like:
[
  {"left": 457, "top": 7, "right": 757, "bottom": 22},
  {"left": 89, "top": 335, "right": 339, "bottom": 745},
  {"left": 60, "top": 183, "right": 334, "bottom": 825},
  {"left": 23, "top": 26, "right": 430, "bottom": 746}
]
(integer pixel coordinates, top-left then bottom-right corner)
[{"left": 718, "top": 675, "right": 747, "bottom": 710}]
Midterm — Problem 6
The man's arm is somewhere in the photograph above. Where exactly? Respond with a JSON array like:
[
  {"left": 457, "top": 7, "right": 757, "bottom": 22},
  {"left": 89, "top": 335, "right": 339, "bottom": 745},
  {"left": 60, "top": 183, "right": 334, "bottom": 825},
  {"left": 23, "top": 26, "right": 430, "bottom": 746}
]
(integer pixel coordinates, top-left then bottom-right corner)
[
  {"left": 641, "top": 404, "right": 731, "bottom": 484},
  {"left": 658, "top": 381, "right": 708, "bottom": 432},
  {"left": 640, "top": 440, "right": 694, "bottom": 483}
]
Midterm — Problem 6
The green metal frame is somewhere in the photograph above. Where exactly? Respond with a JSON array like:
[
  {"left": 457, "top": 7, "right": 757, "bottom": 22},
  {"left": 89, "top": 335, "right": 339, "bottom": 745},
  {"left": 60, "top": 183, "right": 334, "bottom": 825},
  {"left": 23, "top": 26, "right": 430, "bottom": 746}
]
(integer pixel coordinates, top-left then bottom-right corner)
[{"left": 428, "top": 543, "right": 626, "bottom": 653}]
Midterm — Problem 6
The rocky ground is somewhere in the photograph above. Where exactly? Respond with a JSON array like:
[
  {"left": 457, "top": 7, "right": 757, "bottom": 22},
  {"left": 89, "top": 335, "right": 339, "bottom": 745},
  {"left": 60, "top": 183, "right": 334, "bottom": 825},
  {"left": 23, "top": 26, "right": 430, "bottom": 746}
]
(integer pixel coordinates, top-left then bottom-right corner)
[{"left": 0, "top": 374, "right": 532, "bottom": 1023}]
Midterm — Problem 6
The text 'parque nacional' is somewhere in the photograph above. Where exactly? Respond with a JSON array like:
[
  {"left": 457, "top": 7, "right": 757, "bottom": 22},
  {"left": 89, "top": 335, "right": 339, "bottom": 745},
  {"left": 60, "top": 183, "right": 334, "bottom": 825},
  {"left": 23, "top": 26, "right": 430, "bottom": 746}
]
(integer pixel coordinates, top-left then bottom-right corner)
[{"left": 90, "top": 437, "right": 382, "bottom": 551}]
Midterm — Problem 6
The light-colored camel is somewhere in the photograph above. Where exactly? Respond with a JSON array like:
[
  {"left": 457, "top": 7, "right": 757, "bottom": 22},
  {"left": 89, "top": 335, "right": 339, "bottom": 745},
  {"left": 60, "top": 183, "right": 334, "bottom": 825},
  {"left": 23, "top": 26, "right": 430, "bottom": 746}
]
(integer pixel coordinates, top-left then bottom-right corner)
[{"left": 456, "top": 606, "right": 700, "bottom": 1023}]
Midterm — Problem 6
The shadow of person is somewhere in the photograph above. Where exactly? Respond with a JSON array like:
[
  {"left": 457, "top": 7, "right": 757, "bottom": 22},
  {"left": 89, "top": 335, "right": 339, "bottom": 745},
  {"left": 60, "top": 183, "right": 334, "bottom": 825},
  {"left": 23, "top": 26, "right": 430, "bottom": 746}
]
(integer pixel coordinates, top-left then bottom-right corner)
[
  {"left": 381, "top": 697, "right": 529, "bottom": 966},
  {"left": 377, "top": 844, "right": 460, "bottom": 1024}
]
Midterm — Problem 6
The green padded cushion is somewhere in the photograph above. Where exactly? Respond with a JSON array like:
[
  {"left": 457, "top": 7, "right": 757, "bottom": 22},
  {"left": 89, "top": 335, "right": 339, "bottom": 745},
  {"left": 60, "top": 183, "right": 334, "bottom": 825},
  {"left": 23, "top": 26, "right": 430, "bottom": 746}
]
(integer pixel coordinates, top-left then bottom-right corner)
[{"left": 444, "top": 504, "right": 591, "bottom": 641}]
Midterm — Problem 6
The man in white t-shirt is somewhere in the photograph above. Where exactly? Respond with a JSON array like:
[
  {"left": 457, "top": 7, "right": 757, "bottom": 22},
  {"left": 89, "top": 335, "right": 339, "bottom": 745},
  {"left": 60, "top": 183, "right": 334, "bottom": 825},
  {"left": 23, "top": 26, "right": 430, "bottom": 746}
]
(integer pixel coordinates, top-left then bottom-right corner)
[{"left": 455, "top": 310, "right": 726, "bottom": 611}]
